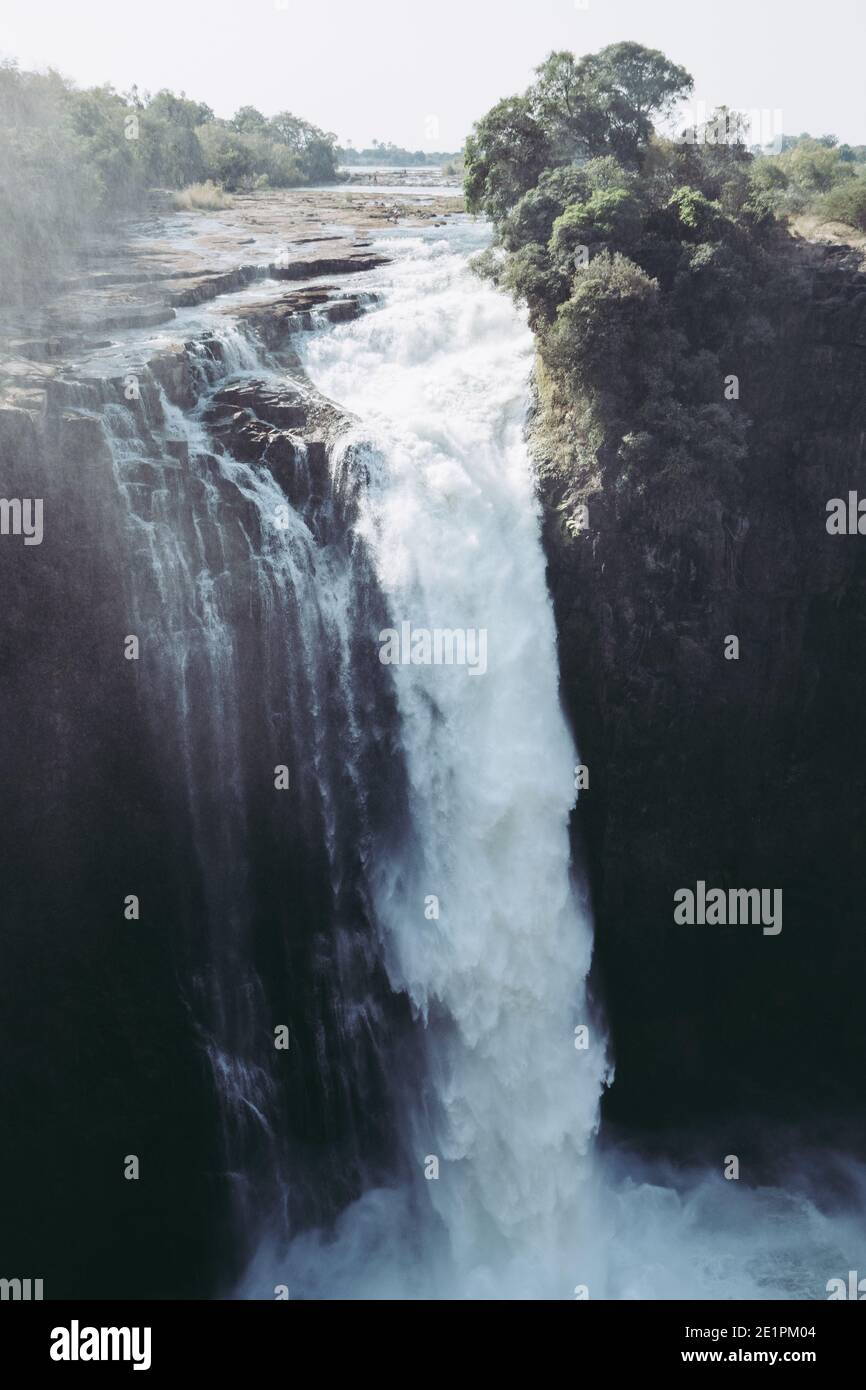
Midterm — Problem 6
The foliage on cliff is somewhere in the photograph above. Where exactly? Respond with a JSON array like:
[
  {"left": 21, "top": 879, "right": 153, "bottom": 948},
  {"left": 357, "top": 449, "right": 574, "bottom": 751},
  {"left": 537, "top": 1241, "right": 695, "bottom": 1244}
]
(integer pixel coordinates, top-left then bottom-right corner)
[
  {"left": 466, "top": 49, "right": 866, "bottom": 1137},
  {"left": 464, "top": 43, "right": 802, "bottom": 531},
  {"left": 0, "top": 61, "right": 339, "bottom": 303}
]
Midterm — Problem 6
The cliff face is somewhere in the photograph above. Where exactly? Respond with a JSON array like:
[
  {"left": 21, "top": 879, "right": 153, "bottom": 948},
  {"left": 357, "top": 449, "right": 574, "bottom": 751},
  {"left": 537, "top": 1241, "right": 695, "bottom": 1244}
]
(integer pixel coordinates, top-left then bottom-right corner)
[
  {"left": 0, "top": 289, "right": 413, "bottom": 1298},
  {"left": 534, "top": 234, "right": 866, "bottom": 1145},
  {"left": 0, "top": 376, "right": 224, "bottom": 1296}
]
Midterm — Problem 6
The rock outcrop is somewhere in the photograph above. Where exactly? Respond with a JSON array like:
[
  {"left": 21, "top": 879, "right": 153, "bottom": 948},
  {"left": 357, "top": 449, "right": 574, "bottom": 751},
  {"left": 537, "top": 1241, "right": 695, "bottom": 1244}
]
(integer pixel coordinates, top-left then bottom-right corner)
[
  {"left": 534, "top": 234, "right": 866, "bottom": 1151},
  {"left": 0, "top": 270, "right": 408, "bottom": 1298}
]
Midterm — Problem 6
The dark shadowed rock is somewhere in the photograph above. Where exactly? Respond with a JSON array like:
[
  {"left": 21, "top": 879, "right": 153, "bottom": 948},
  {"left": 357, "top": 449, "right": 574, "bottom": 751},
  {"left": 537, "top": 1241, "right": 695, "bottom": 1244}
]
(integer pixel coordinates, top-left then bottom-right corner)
[{"left": 533, "top": 236, "right": 866, "bottom": 1141}]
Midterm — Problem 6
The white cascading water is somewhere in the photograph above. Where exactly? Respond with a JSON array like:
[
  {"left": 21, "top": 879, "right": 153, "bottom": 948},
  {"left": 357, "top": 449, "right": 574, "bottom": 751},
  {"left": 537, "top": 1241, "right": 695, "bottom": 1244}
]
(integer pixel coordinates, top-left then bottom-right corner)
[
  {"left": 314, "top": 224, "right": 610, "bottom": 1293},
  {"left": 239, "top": 220, "right": 866, "bottom": 1301},
  {"left": 98, "top": 320, "right": 399, "bottom": 1247},
  {"left": 237, "top": 221, "right": 611, "bottom": 1298}
]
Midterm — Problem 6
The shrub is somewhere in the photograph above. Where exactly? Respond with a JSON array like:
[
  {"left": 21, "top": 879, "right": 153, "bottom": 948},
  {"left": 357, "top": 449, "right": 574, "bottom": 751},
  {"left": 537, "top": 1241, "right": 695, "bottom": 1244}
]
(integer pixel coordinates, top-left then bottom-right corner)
[
  {"left": 819, "top": 175, "right": 866, "bottom": 231},
  {"left": 171, "top": 180, "right": 233, "bottom": 211},
  {"left": 544, "top": 251, "right": 664, "bottom": 405},
  {"left": 549, "top": 189, "right": 643, "bottom": 270}
]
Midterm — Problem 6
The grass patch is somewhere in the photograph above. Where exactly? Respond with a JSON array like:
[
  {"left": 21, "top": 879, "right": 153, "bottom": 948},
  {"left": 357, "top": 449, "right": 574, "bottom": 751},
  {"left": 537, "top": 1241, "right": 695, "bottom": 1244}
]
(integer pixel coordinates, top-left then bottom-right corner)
[{"left": 172, "top": 180, "right": 233, "bottom": 211}]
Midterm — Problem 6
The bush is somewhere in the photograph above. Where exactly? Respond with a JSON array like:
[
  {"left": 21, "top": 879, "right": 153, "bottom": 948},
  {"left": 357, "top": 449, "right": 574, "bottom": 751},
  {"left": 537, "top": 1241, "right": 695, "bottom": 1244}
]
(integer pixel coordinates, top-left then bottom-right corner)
[
  {"left": 502, "top": 243, "right": 570, "bottom": 326},
  {"left": 666, "top": 186, "right": 723, "bottom": 239},
  {"left": 171, "top": 180, "right": 233, "bottom": 211},
  {"left": 500, "top": 158, "right": 635, "bottom": 252},
  {"left": 549, "top": 189, "right": 643, "bottom": 270},
  {"left": 749, "top": 136, "right": 863, "bottom": 219},
  {"left": 545, "top": 251, "right": 665, "bottom": 404},
  {"left": 819, "top": 176, "right": 866, "bottom": 230},
  {"left": 196, "top": 123, "right": 304, "bottom": 190}
]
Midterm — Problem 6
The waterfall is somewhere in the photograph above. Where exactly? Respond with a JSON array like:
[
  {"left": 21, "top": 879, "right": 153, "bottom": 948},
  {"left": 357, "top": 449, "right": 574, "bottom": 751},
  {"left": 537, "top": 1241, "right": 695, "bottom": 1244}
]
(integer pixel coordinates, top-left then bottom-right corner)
[
  {"left": 311, "top": 226, "right": 613, "bottom": 1274},
  {"left": 236, "top": 223, "right": 610, "bottom": 1298},
  {"left": 40, "top": 219, "right": 862, "bottom": 1300},
  {"left": 87, "top": 318, "right": 413, "bottom": 1282},
  {"left": 236, "top": 223, "right": 866, "bottom": 1301}
]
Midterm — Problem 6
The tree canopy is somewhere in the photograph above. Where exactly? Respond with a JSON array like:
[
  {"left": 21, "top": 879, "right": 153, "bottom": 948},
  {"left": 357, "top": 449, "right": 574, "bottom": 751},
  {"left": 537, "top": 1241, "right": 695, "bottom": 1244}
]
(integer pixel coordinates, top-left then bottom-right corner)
[
  {"left": 465, "top": 42, "right": 693, "bottom": 220},
  {"left": 464, "top": 42, "right": 807, "bottom": 538},
  {"left": 0, "top": 60, "right": 342, "bottom": 302}
]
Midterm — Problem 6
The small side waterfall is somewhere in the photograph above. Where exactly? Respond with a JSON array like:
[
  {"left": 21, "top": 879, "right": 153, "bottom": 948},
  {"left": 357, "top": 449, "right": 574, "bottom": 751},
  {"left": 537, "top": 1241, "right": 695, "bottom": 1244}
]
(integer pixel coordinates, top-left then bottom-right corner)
[{"left": 83, "top": 318, "right": 416, "bottom": 1279}]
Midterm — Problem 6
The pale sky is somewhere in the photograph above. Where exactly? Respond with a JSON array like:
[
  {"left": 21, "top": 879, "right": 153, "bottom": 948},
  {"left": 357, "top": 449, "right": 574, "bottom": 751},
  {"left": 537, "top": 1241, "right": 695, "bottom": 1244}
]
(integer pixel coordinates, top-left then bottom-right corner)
[{"left": 1, "top": 0, "right": 864, "bottom": 151}]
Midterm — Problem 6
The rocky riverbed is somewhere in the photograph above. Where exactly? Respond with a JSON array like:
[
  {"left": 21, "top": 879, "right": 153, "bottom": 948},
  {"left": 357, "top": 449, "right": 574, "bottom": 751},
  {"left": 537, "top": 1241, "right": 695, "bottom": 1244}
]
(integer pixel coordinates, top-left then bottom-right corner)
[{"left": 0, "top": 184, "right": 464, "bottom": 374}]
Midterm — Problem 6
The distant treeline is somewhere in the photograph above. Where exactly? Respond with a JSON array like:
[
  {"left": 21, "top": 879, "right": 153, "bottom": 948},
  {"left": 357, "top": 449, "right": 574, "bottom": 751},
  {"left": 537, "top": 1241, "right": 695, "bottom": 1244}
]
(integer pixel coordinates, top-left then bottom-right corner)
[
  {"left": 337, "top": 141, "right": 461, "bottom": 167},
  {"left": 751, "top": 132, "right": 866, "bottom": 228},
  {"left": 0, "top": 61, "right": 341, "bottom": 303}
]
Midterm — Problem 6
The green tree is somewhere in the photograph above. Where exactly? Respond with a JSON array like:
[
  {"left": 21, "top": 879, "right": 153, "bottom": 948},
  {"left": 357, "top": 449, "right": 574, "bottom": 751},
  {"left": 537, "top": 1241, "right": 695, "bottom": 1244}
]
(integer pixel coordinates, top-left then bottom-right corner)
[
  {"left": 531, "top": 43, "right": 693, "bottom": 167},
  {"left": 146, "top": 89, "right": 214, "bottom": 128},
  {"left": 267, "top": 111, "right": 337, "bottom": 180},
  {"left": 464, "top": 96, "right": 553, "bottom": 219},
  {"left": 231, "top": 105, "right": 268, "bottom": 135}
]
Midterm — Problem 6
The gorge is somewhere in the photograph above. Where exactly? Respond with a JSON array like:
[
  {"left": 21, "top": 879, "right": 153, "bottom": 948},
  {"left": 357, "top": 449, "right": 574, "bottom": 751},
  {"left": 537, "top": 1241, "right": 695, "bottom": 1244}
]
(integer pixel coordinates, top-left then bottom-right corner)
[
  {"left": 2, "top": 30, "right": 866, "bottom": 1303},
  {"left": 1, "top": 191, "right": 864, "bottom": 1300}
]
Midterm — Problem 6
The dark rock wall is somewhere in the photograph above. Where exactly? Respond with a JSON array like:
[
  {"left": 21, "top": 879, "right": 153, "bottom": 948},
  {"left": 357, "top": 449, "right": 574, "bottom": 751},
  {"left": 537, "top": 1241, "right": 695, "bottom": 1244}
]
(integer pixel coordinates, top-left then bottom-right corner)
[
  {"left": 535, "top": 240, "right": 866, "bottom": 1149},
  {"left": 0, "top": 320, "right": 411, "bottom": 1297}
]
